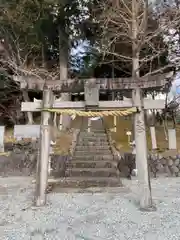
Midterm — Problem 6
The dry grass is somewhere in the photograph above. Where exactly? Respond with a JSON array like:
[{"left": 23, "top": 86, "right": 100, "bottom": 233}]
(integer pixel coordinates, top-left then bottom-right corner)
[
  {"left": 104, "top": 116, "right": 180, "bottom": 153},
  {"left": 4, "top": 117, "right": 83, "bottom": 155},
  {"left": 4, "top": 127, "right": 73, "bottom": 155},
  {"left": 53, "top": 131, "right": 73, "bottom": 155},
  {"left": 4, "top": 115, "right": 180, "bottom": 155},
  {"left": 4, "top": 128, "right": 16, "bottom": 143},
  {"left": 52, "top": 117, "right": 83, "bottom": 155}
]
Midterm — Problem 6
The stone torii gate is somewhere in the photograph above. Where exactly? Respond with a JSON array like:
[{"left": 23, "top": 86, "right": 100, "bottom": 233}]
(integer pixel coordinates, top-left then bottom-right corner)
[{"left": 19, "top": 72, "right": 173, "bottom": 208}]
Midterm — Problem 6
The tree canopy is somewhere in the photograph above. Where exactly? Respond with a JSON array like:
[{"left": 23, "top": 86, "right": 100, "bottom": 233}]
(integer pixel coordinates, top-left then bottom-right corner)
[{"left": 0, "top": 0, "right": 178, "bottom": 124}]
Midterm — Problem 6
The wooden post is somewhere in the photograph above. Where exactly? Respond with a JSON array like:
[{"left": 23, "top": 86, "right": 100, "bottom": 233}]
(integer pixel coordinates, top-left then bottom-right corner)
[
  {"left": 48, "top": 147, "right": 53, "bottom": 175},
  {"left": 35, "top": 87, "right": 52, "bottom": 207},
  {"left": 53, "top": 95, "right": 57, "bottom": 127},
  {"left": 59, "top": 114, "right": 63, "bottom": 130},
  {"left": 53, "top": 112, "right": 57, "bottom": 127},
  {"left": 113, "top": 116, "right": 117, "bottom": 132},
  {"left": 126, "top": 131, "right": 132, "bottom": 145},
  {"left": 150, "top": 126, "right": 157, "bottom": 149},
  {"left": 88, "top": 118, "right": 91, "bottom": 132}
]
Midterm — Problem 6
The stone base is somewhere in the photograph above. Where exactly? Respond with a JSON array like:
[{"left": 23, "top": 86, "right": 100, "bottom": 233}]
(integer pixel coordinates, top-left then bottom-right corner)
[{"left": 139, "top": 204, "right": 157, "bottom": 212}]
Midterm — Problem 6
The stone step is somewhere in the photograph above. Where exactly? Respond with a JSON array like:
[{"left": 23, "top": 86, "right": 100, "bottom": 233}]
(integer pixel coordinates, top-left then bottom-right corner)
[
  {"left": 78, "top": 139, "right": 109, "bottom": 145},
  {"left": 80, "top": 129, "right": 106, "bottom": 132},
  {"left": 66, "top": 160, "right": 116, "bottom": 168},
  {"left": 74, "top": 150, "right": 112, "bottom": 156},
  {"left": 82, "top": 130, "right": 106, "bottom": 133},
  {"left": 72, "top": 155, "right": 114, "bottom": 161},
  {"left": 78, "top": 138, "right": 108, "bottom": 142},
  {"left": 79, "top": 133, "right": 107, "bottom": 137},
  {"left": 66, "top": 168, "right": 117, "bottom": 177},
  {"left": 47, "top": 177, "right": 122, "bottom": 188},
  {"left": 79, "top": 135, "right": 107, "bottom": 139},
  {"left": 78, "top": 135, "right": 108, "bottom": 139},
  {"left": 76, "top": 142, "right": 110, "bottom": 148},
  {"left": 75, "top": 145, "right": 111, "bottom": 151}
]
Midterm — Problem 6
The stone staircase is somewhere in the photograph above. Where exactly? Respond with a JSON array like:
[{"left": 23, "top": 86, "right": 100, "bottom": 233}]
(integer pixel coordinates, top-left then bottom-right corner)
[{"left": 52, "top": 119, "right": 122, "bottom": 188}]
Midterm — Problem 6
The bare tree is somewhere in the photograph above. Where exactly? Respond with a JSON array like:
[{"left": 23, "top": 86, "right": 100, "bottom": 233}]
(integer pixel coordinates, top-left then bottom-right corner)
[
  {"left": 97, "top": 0, "right": 179, "bottom": 209},
  {"left": 99, "top": 0, "right": 180, "bottom": 73},
  {"left": 0, "top": 34, "right": 63, "bottom": 125}
]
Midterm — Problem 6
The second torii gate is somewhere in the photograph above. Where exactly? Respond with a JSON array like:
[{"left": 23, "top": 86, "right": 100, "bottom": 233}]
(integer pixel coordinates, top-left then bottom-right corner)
[{"left": 18, "top": 72, "right": 173, "bottom": 209}]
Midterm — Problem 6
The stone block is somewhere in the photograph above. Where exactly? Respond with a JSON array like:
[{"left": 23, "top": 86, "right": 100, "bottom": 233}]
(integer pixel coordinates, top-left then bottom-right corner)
[
  {"left": 174, "top": 158, "right": 180, "bottom": 166},
  {"left": 150, "top": 154, "right": 157, "bottom": 161},
  {"left": 164, "top": 166, "right": 172, "bottom": 176},
  {"left": 171, "top": 155, "right": 177, "bottom": 160},
  {"left": 14, "top": 125, "right": 40, "bottom": 140},
  {"left": 171, "top": 165, "right": 179, "bottom": 173},
  {"left": 157, "top": 163, "right": 163, "bottom": 171},
  {"left": 161, "top": 158, "right": 166, "bottom": 166},
  {"left": 167, "top": 158, "right": 173, "bottom": 166}
]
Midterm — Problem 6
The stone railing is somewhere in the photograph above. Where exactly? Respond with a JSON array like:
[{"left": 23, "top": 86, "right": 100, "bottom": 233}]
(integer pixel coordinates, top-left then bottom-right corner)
[
  {"left": 105, "top": 129, "right": 122, "bottom": 177},
  {"left": 69, "top": 129, "right": 80, "bottom": 156},
  {"left": 106, "top": 130, "right": 121, "bottom": 160}
]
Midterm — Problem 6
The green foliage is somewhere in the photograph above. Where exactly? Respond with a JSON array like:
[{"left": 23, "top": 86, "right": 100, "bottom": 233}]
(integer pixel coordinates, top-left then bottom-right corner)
[{"left": 0, "top": 0, "right": 87, "bottom": 68}]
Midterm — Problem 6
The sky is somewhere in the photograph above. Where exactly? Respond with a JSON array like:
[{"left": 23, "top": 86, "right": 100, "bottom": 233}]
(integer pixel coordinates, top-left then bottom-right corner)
[
  {"left": 70, "top": 0, "right": 180, "bottom": 104},
  {"left": 167, "top": 72, "right": 180, "bottom": 102}
]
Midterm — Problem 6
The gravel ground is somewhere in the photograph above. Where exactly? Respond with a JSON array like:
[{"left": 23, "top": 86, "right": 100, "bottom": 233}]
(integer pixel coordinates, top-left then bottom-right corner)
[{"left": 1, "top": 177, "right": 180, "bottom": 240}]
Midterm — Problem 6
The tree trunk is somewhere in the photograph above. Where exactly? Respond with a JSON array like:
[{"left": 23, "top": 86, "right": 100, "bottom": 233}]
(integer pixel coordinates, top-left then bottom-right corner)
[
  {"left": 58, "top": 27, "right": 71, "bottom": 129},
  {"left": 59, "top": 27, "right": 71, "bottom": 130},
  {"left": 41, "top": 43, "right": 46, "bottom": 68},
  {"left": 22, "top": 90, "right": 34, "bottom": 124},
  {"left": 151, "top": 92, "right": 155, "bottom": 126},
  {"left": 132, "top": 0, "right": 153, "bottom": 210}
]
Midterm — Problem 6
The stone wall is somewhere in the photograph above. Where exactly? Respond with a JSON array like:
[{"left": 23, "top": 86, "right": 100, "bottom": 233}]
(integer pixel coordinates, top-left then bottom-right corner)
[
  {"left": 0, "top": 141, "right": 69, "bottom": 178},
  {"left": 2, "top": 140, "right": 180, "bottom": 179},
  {"left": 106, "top": 127, "right": 180, "bottom": 179},
  {"left": 148, "top": 153, "right": 180, "bottom": 178},
  {"left": 118, "top": 152, "right": 180, "bottom": 178},
  {"left": 0, "top": 129, "right": 80, "bottom": 178}
]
